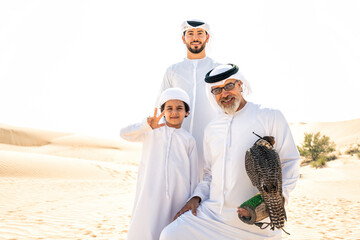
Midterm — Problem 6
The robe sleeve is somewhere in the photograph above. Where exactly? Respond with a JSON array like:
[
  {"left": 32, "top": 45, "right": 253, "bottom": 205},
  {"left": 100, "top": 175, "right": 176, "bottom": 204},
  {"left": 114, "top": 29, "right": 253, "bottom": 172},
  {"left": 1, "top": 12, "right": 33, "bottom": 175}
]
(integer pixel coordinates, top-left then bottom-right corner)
[
  {"left": 120, "top": 119, "right": 152, "bottom": 142},
  {"left": 270, "top": 110, "right": 300, "bottom": 205},
  {"left": 190, "top": 128, "right": 212, "bottom": 202}
]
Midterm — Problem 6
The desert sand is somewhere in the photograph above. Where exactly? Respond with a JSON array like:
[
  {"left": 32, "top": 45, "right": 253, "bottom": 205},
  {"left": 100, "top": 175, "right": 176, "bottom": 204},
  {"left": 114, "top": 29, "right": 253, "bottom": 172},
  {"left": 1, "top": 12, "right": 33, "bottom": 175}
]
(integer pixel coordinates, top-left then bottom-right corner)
[{"left": 1, "top": 119, "right": 360, "bottom": 240}]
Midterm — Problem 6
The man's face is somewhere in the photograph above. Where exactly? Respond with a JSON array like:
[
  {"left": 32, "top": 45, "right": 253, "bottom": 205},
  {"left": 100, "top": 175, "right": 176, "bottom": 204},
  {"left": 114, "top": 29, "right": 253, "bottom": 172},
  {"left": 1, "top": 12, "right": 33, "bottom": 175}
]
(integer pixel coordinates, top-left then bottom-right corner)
[
  {"left": 163, "top": 100, "right": 189, "bottom": 129},
  {"left": 182, "top": 28, "right": 209, "bottom": 54},
  {"left": 211, "top": 79, "right": 243, "bottom": 114}
]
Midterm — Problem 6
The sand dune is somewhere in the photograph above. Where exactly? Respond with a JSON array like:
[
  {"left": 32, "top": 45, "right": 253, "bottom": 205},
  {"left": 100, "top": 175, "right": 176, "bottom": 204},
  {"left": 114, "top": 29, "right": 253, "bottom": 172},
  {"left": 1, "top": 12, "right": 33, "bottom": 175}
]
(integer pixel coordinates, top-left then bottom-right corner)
[
  {"left": 1, "top": 120, "right": 360, "bottom": 240},
  {"left": 0, "top": 150, "right": 123, "bottom": 179},
  {"left": 0, "top": 123, "right": 69, "bottom": 146},
  {"left": 0, "top": 124, "right": 140, "bottom": 239},
  {"left": 285, "top": 119, "right": 360, "bottom": 239},
  {"left": 1, "top": 177, "right": 136, "bottom": 240},
  {"left": 282, "top": 155, "right": 360, "bottom": 240},
  {"left": 290, "top": 118, "right": 360, "bottom": 151}
]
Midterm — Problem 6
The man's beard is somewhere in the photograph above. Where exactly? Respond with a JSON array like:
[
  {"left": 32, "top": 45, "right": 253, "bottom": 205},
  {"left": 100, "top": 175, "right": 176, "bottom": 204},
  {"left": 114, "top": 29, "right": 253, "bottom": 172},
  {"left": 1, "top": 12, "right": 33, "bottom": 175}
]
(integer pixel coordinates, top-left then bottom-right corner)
[
  {"left": 218, "top": 95, "right": 241, "bottom": 115},
  {"left": 186, "top": 41, "right": 206, "bottom": 54}
]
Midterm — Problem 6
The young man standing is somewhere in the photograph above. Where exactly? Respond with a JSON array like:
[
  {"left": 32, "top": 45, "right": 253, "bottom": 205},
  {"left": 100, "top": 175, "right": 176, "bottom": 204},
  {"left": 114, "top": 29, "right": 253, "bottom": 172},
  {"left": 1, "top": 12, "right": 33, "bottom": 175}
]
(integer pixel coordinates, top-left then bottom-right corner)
[{"left": 157, "top": 20, "right": 220, "bottom": 177}]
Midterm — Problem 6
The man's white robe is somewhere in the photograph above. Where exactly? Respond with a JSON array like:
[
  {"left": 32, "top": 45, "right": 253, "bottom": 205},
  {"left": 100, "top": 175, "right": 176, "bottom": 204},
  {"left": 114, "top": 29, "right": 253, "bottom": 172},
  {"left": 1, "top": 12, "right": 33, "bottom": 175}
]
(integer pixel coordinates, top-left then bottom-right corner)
[
  {"left": 160, "top": 102, "right": 300, "bottom": 240},
  {"left": 120, "top": 121, "right": 199, "bottom": 240},
  {"left": 157, "top": 57, "right": 220, "bottom": 177}
]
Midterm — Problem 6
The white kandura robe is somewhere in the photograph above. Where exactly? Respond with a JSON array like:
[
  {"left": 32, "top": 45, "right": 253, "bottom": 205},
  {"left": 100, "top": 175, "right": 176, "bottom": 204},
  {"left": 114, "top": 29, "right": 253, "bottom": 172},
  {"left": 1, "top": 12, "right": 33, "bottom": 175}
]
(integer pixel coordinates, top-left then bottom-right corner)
[
  {"left": 157, "top": 57, "right": 221, "bottom": 178},
  {"left": 120, "top": 121, "right": 199, "bottom": 240},
  {"left": 160, "top": 102, "right": 300, "bottom": 240}
]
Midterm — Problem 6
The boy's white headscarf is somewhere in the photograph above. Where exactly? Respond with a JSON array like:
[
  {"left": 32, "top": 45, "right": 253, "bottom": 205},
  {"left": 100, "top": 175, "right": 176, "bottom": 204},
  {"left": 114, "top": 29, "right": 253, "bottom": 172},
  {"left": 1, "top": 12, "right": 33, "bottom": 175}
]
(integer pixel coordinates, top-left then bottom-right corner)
[{"left": 158, "top": 88, "right": 191, "bottom": 109}]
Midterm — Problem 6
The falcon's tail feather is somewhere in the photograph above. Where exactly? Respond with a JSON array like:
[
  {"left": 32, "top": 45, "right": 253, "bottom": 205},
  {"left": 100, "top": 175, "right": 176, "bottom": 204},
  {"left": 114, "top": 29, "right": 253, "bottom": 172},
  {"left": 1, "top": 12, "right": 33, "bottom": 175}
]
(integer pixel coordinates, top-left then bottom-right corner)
[{"left": 261, "top": 191, "right": 287, "bottom": 231}]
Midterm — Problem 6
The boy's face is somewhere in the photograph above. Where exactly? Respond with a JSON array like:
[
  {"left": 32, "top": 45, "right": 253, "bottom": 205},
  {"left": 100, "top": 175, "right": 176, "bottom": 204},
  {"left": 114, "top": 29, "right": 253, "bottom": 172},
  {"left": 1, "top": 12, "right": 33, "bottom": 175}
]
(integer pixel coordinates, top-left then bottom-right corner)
[{"left": 163, "top": 100, "right": 189, "bottom": 129}]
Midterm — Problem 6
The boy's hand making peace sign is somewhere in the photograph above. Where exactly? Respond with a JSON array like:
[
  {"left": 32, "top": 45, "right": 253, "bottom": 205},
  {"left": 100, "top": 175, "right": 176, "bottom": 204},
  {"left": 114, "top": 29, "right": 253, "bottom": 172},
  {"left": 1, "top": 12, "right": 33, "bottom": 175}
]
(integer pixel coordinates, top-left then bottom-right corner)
[{"left": 147, "top": 108, "right": 166, "bottom": 129}]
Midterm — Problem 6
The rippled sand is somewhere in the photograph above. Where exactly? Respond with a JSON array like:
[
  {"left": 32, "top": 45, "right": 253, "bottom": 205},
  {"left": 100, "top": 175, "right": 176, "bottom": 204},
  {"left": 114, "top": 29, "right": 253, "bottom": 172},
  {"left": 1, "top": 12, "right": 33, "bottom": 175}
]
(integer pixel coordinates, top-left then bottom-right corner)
[{"left": 1, "top": 120, "right": 360, "bottom": 240}]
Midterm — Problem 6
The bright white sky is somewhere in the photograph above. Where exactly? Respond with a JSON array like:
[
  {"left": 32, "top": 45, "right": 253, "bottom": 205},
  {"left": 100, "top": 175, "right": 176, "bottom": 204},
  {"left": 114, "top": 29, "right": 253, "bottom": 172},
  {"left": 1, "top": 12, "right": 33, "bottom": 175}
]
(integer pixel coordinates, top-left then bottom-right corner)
[{"left": 1, "top": 0, "right": 359, "bottom": 138}]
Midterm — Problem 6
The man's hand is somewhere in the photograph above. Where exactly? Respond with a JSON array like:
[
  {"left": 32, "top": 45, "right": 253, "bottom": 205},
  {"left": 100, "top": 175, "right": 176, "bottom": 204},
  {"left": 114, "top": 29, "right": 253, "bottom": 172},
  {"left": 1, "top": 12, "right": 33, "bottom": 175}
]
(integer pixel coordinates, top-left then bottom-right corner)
[
  {"left": 147, "top": 108, "right": 165, "bottom": 129},
  {"left": 172, "top": 196, "right": 201, "bottom": 221},
  {"left": 237, "top": 207, "right": 251, "bottom": 218}
]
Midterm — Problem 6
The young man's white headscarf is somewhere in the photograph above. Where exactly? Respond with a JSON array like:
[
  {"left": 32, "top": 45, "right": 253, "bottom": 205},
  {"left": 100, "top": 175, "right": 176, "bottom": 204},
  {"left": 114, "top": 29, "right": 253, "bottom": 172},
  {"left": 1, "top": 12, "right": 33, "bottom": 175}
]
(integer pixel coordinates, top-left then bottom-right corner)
[{"left": 181, "top": 19, "right": 210, "bottom": 34}]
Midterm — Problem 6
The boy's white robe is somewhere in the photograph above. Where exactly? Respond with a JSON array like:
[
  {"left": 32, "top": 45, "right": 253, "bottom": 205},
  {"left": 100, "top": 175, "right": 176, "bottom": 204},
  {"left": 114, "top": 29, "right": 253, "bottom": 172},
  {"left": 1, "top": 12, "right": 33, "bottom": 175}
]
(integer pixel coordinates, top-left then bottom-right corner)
[
  {"left": 160, "top": 102, "right": 300, "bottom": 240},
  {"left": 120, "top": 121, "right": 199, "bottom": 240}
]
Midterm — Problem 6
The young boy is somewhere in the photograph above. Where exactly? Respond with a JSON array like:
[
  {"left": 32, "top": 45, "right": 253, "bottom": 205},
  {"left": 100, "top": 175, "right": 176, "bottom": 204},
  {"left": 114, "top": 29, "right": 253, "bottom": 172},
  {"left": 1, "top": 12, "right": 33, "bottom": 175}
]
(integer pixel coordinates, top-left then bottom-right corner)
[{"left": 120, "top": 88, "right": 199, "bottom": 240}]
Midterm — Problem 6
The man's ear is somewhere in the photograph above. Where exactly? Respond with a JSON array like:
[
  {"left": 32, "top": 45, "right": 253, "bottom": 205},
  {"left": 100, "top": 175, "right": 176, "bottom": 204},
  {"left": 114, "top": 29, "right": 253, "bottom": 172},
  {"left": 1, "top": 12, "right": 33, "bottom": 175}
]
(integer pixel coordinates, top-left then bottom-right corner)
[
  {"left": 185, "top": 112, "right": 190, "bottom": 118},
  {"left": 206, "top": 33, "right": 210, "bottom": 43},
  {"left": 182, "top": 35, "right": 186, "bottom": 44},
  {"left": 238, "top": 81, "right": 243, "bottom": 92}
]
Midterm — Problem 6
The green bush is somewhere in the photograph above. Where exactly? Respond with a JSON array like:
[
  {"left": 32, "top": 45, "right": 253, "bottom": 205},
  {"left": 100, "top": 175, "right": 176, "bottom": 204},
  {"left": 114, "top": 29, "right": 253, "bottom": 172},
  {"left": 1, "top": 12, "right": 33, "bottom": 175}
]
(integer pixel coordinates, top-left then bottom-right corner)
[
  {"left": 311, "top": 156, "right": 327, "bottom": 168},
  {"left": 345, "top": 144, "right": 360, "bottom": 158},
  {"left": 326, "top": 154, "right": 337, "bottom": 161},
  {"left": 298, "top": 132, "right": 336, "bottom": 168}
]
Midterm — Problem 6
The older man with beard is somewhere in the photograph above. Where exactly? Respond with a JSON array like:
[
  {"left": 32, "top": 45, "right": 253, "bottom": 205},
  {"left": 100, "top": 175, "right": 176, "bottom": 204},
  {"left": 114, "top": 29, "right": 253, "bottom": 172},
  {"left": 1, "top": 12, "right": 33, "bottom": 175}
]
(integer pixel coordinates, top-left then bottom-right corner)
[{"left": 159, "top": 64, "right": 300, "bottom": 240}]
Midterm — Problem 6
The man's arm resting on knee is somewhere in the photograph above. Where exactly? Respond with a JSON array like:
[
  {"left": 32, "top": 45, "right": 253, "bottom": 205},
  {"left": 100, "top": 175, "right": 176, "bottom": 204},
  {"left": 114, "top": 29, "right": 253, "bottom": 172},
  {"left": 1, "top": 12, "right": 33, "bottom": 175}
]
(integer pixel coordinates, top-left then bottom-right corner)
[{"left": 172, "top": 196, "right": 201, "bottom": 221}]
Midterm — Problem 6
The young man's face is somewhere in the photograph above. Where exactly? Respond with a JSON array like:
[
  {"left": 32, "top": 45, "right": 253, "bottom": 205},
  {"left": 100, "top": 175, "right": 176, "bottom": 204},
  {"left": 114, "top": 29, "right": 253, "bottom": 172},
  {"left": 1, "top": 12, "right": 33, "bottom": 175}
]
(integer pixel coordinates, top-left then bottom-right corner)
[
  {"left": 182, "top": 28, "right": 209, "bottom": 54},
  {"left": 163, "top": 100, "right": 189, "bottom": 129}
]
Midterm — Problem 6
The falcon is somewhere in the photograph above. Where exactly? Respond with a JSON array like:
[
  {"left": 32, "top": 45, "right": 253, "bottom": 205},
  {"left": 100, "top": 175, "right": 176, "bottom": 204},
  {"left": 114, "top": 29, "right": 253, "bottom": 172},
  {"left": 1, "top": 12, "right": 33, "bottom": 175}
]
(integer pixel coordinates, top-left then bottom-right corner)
[{"left": 244, "top": 132, "right": 288, "bottom": 233}]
